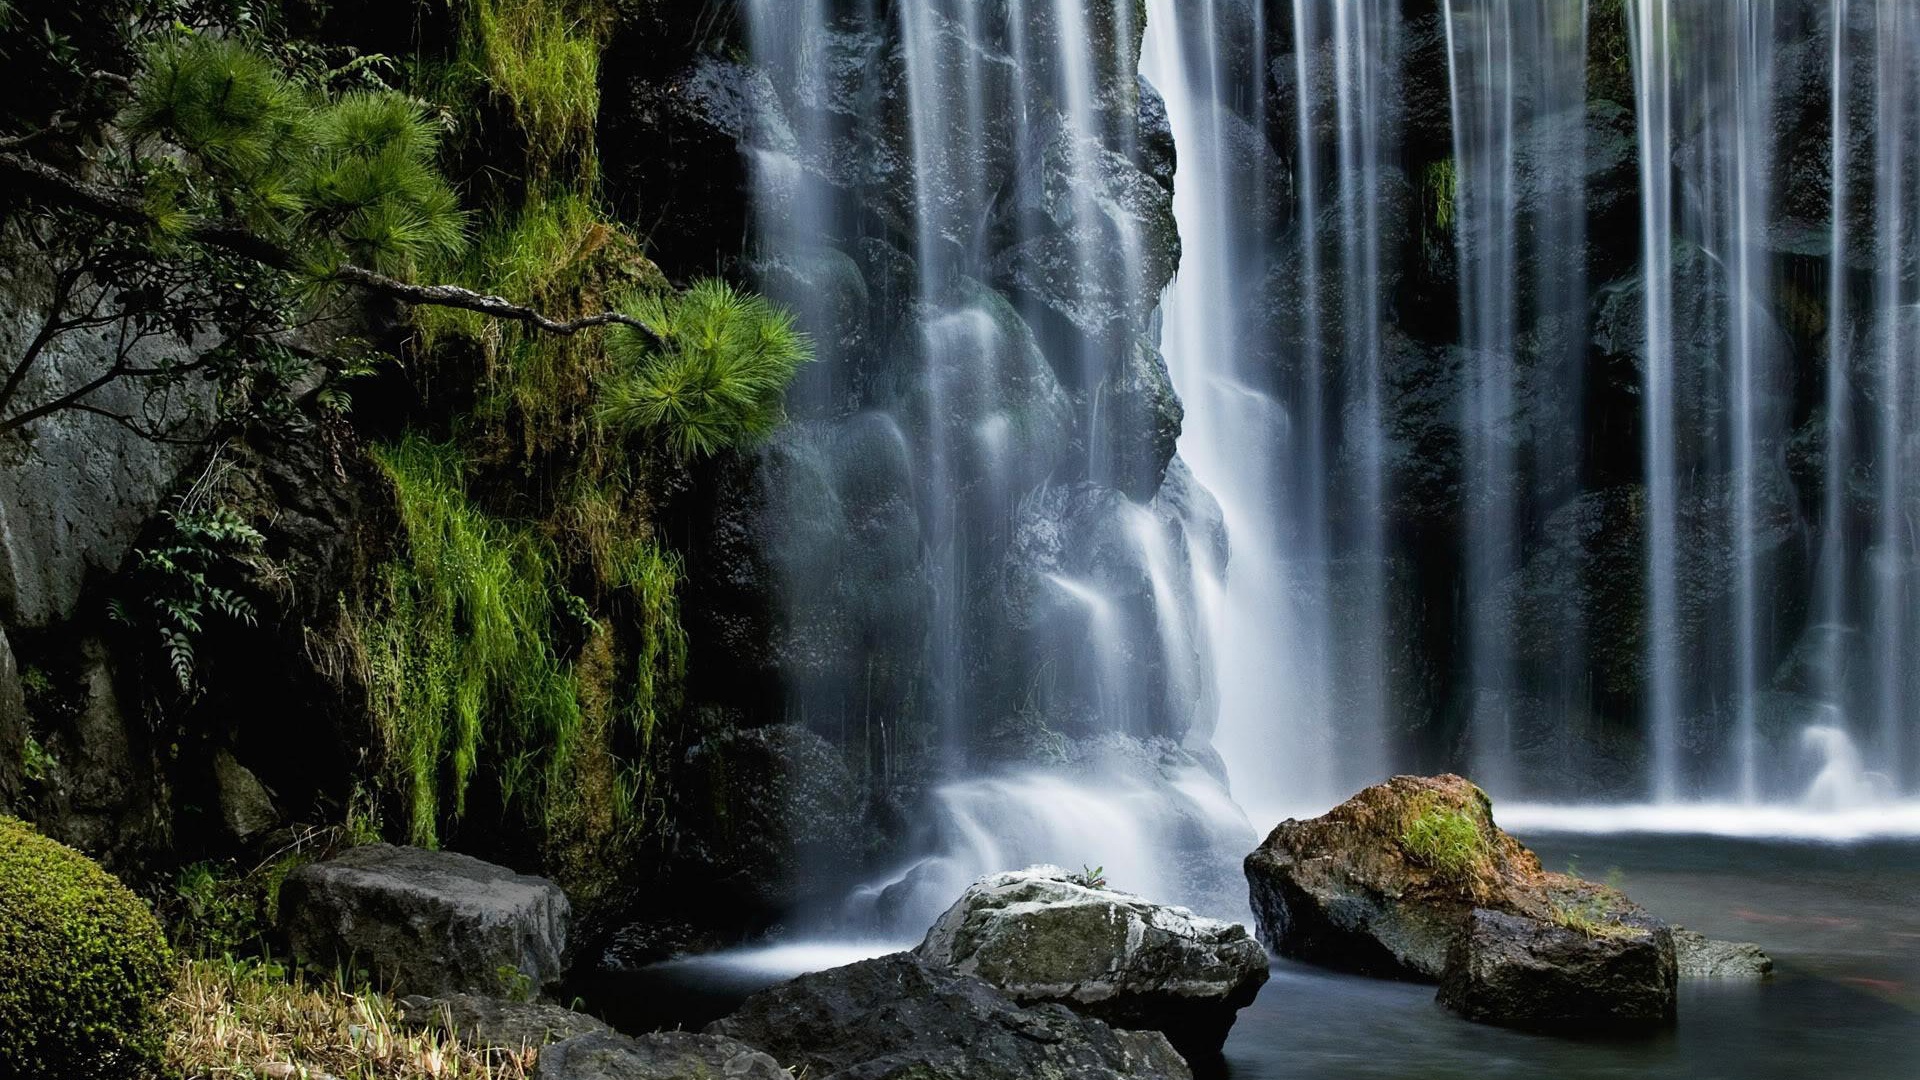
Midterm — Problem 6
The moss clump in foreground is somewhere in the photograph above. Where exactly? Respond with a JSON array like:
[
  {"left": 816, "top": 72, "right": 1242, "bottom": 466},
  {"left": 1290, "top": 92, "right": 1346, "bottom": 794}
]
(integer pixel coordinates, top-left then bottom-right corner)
[{"left": 0, "top": 818, "right": 174, "bottom": 1078}]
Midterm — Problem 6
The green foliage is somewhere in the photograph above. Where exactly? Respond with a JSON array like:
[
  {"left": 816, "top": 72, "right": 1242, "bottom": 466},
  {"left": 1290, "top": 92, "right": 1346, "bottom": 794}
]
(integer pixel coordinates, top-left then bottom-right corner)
[
  {"left": 1425, "top": 158, "right": 1458, "bottom": 232},
  {"left": 0, "top": 817, "right": 173, "bottom": 1078},
  {"left": 598, "top": 279, "right": 811, "bottom": 459},
  {"left": 613, "top": 539, "right": 686, "bottom": 754},
  {"left": 127, "top": 34, "right": 466, "bottom": 277},
  {"left": 1069, "top": 865, "right": 1108, "bottom": 890},
  {"left": 1547, "top": 887, "right": 1641, "bottom": 940},
  {"left": 1399, "top": 798, "right": 1489, "bottom": 882},
  {"left": 360, "top": 436, "right": 583, "bottom": 847},
  {"left": 459, "top": 0, "right": 607, "bottom": 174},
  {"left": 19, "top": 734, "right": 54, "bottom": 784},
  {"left": 109, "top": 506, "right": 266, "bottom": 695}
]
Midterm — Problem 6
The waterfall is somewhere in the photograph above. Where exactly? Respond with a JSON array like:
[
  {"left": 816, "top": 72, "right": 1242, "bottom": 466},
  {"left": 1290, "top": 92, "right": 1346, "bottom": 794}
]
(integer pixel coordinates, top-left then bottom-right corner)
[
  {"left": 731, "top": 0, "right": 1920, "bottom": 943},
  {"left": 1442, "top": 1, "right": 1591, "bottom": 793}
]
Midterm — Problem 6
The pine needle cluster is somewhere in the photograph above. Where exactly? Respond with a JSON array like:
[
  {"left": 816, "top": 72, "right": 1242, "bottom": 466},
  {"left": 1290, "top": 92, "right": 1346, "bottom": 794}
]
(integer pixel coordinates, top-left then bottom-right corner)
[
  {"left": 597, "top": 279, "right": 811, "bottom": 460},
  {"left": 127, "top": 35, "right": 466, "bottom": 278}
]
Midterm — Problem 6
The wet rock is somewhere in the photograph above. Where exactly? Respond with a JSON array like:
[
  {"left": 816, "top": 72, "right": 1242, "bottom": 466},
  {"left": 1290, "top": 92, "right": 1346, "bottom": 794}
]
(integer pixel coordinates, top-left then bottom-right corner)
[
  {"left": 707, "top": 953, "right": 1192, "bottom": 1080},
  {"left": 915, "top": 866, "right": 1268, "bottom": 1058},
  {"left": 397, "top": 993, "right": 608, "bottom": 1050},
  {"left": 535, "top": 1030, "right": 792, "bottom": 1080},
  {"left": 1246, "top": 776, "right": 1679, "bottom": 1030},
  {"left": 1672, "top": 927, "right": 1774, "bottom": 979},
  {"left": 0, "top": 253, "right": 211, "bottom": 628},
  {"left": 1438, "top": 906, "right": 1677, "bottom": 1030},
  {"left": 211, "top": 750, "right": 278, "bottom": 847},
  {"left": 280, "top": 845, "right": 569, "bottom": 998},
  {"left": 1245, "top": 775, "right": 1549, "bottom": 979},
  {"left": 678, "top": 724, "right": 868, "bottom": 915}
]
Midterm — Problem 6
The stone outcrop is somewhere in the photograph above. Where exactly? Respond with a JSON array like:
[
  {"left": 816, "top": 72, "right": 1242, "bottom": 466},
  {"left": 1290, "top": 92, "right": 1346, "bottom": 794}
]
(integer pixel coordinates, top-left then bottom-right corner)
[
  {"left": 535, "top": 1031, "right": 792, "bottom": 1080},
  {"left": 706, "top": 953, "right": 1193, "bottom": 1080},
  {"left": 915, "top": 866, "right": 1267, "bottom": 1058},
  {"left": 1245, "top": 775, "right": 1680, "bottom": 1029},
  {"left": 280, "top": 845, "right": 569, "bottom": 998},
  {"left": 1673, "top": 927, "right": 1775, "bottom": 979},
  {"left": 396, "top": 993, "right": 608, "bottom": 1051}
]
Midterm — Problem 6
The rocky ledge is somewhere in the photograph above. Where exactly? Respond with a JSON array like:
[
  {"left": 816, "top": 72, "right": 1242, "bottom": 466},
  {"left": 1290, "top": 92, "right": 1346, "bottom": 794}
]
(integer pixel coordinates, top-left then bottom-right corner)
[
  {"left": 915, "top": 865, "right": 1268, "bottom": 1058},
  {"left": 280, "top": 845, "right": 570, "bottom": 999},
  {"left": 1245, "top": 775, "right": 1680, "bottom": 1030},
  {"left": 706, "top": 953, "right": 1193, "bottom": 1080}
]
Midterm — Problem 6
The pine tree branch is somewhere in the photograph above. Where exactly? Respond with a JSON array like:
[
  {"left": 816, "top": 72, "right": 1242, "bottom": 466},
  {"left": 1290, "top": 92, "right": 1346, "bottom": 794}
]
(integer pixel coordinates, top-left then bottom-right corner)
[{"left": 0, "top": 149, "right": 668, "bottom": 349}]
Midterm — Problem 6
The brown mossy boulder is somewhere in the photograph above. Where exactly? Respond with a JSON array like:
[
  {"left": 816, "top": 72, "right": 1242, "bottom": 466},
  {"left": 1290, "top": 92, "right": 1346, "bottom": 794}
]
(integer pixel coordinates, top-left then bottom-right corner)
[{"left": 1244, "top": 775, "right": 1678, "bottom": 1030}]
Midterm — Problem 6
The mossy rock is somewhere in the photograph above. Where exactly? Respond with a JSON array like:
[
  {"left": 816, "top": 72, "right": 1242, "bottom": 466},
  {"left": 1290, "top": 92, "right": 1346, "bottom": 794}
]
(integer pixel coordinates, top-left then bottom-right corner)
[{"left": 0, "top": 817, "right": 173, "bottom": 1078}]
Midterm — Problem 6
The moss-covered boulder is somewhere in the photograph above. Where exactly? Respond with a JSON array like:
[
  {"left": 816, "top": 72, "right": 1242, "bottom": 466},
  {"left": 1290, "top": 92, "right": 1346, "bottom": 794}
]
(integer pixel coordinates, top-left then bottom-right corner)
[
  {"left": 0, "top": 817, "right": 173, "bottom": 1078},
  {"left": 915, "top": 866, "right": 1268, "bottom": 1059},
  {"left": 1244, "top": 776, "right": 1680, "bottom": 1030},
  {"left": 1244, "top": 775, "right": 1554, "bottom": 980}
]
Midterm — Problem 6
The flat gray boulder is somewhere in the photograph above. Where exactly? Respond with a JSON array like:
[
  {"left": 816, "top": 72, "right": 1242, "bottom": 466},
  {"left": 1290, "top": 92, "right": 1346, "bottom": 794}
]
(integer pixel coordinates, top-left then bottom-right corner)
[
  {"left": 281, "top": 844, "right": 569, "bottom": 997},
  {"left": 535, "top": 1031, "right": 792, "bottom": 1080},
  {"left": 915, "top": 866, "right": 1267, "bottom": 1057},
  {"left": 1673, "top": 927, "right": 1774, "bottom": 978},
  {"left": 397, "top": 993, "right": 608, "bottom": 1050},
  {"left": 707, "top": 953, "right": 1191, "bottom": 1080}
]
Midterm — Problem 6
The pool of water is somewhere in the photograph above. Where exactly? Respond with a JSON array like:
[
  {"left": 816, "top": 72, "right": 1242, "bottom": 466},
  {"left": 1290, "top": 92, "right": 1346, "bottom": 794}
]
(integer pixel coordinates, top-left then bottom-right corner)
[
  {"left": 1218, "top": 834, "right": 1920, "bottom": 1080},
  {"left": 585, "top": 834, "right": 1920, "bottom": 1078}
]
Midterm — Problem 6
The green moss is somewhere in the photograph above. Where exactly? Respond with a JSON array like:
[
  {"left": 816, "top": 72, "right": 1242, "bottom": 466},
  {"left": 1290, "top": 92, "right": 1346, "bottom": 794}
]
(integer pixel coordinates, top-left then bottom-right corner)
[
  {"left": 1399, "top": 797, "right": 1490, "bottom": 882},
  {"left": 1424, "top": 158, "right": 1458, "bottom": 232},
  {"left": 459, "top": 0, "right": 608, "bottom": 175},
  {"left": 360, "top": 435, "right": 585, "bottom": 846},
  {"left": 0, "top": 817, "right": 173, "bottom": 1078}
]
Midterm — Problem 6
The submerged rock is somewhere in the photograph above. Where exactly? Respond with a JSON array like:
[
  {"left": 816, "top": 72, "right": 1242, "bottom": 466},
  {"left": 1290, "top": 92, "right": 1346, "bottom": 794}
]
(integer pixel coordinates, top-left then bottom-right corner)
[
  {"left": 706, "top": 953, "right": 1192, "bottom": 1080},
  {"left": 280, "top": 845, "right": 569, "bottom": 998},
  {"left": 1438, "top": 906, "right": 1678, "bottom": 1030},
  {"left": 1673, "top": 927, "right": 1775, "bottom": 979},
  {"left": 535, "top": 1030, "right": 792, "bottom": 1080},
  {"left": 915, "top": 866, "right": 1268, "bottom": 1058},
  {"left": 1244, "top": 775, "right": 1680, "bottom": 1030}
]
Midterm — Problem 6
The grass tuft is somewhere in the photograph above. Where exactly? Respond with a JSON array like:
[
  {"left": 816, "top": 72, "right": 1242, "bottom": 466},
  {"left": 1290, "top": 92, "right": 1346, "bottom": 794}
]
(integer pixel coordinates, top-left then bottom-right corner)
[
  {"left": 165, "top": 957, "right": 536, "bottom": 1079},
  {"left": 1398, "top": 797, "right": 1491, "bottom": 883}
]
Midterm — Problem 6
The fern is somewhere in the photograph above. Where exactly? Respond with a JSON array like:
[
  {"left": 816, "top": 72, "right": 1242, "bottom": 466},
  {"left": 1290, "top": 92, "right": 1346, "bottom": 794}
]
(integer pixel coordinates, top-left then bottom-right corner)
[{"left": 111, "top": 507, "right": 266, "bottom": 695}]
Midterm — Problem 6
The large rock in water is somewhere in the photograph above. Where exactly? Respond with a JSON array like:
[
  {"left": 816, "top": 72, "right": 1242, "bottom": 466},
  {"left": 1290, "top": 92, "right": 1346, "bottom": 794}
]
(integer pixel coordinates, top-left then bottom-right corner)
[
  {"left": 1244, "top": 775, "right": 1678, "bottom": 1029},
  {"left": 914, "top": 866, "right": 1268, "bottom": 1058},
  {"left": 1438, "top": 906, "right": 1677, "bottom": 1029},
  {"left": 396, "top": 993, "right": 608, "bottom": 1051},
  {"left": 706, "top": 954, "right": 1193, "bottom": 1080},
  {"left": 280, "top": 845, "right": 569, "bottom": 998},
  {"left": 535, "top": 1031, "right": 792, "bottom": 1080}
]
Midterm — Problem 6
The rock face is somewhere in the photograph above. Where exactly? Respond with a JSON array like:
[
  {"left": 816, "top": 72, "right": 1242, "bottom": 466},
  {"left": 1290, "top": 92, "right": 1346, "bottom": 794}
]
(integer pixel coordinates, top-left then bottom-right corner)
[
  {"left": 280, "top": 845, "right": 569, "bottom": 998},
  {"left": 706, "top": 954, "right": 1193, "bottom": 1080},
  {"left": 1438, "top": 907, "right": 1678, "bottom": 1030},
  {"left": 535, "top": 1031, "right": 792, "bottom": 1080},
  {"left": 915, "top": 866, "right": 1268, "bottom": 1057},
  {"left": 0, "top": 628, "right": 21, "bottom": 814},
  {"left": 396, "top": 993, "right": 608, "bottom": 1051},
  {"left": 1245, "top": 776, "right": 1680, "bottom": 1029},
  {"left": 1673, "top": 928, "right": 1775, "bottom": 979}
]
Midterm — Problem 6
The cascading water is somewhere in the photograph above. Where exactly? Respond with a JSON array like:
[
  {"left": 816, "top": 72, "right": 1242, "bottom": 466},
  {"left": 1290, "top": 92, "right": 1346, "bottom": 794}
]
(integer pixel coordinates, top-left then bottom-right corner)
[
  {"left": 737, "top": 0, "right": 1253, "bottom": 936},
  {"left": 729, "top": 0, "right": 1920, "bottom": 959},
  {"left": 1442, "top": 0, "right": 1591, "bottom": 792}
]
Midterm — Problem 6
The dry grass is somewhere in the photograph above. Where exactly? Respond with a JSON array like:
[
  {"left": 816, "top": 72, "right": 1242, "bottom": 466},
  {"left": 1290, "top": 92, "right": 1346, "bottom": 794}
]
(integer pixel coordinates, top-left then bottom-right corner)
[{"left": 165, "top": 959, "right": 536, "bottom": 1080}]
